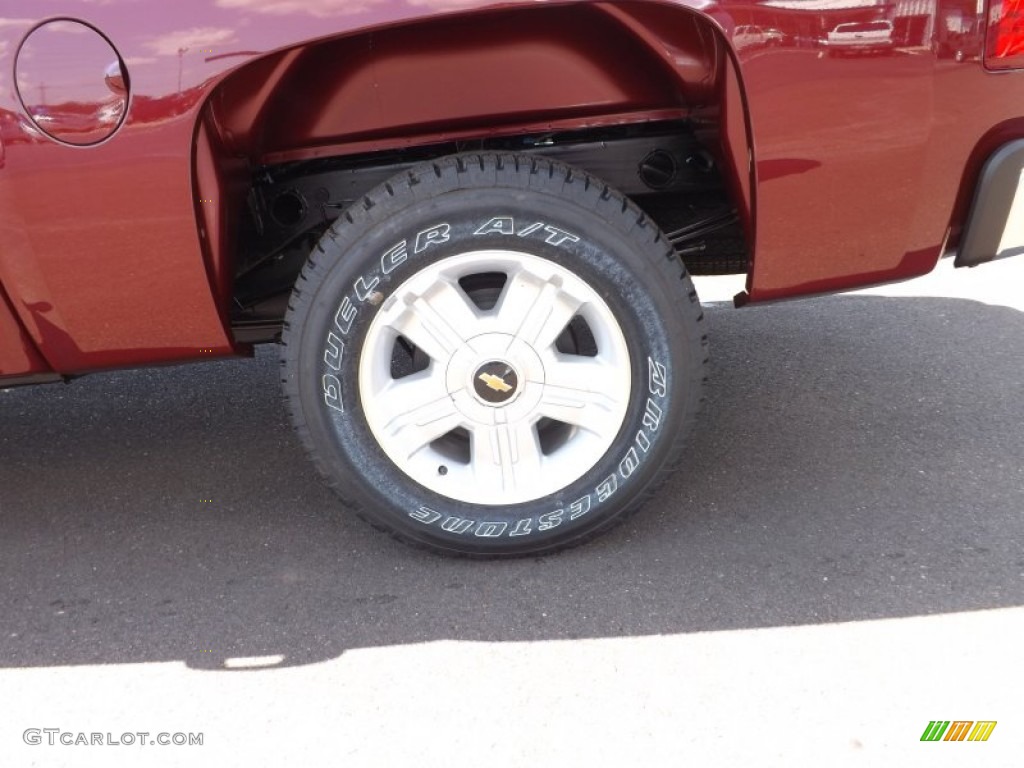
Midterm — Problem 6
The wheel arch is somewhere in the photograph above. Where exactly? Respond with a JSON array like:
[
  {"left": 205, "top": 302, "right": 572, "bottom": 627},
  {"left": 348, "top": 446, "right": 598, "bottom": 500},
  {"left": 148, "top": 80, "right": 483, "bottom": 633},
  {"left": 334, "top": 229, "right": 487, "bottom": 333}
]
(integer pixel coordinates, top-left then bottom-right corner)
[{"left": 191, "top": 1, "right": 755, "bottom": 322}]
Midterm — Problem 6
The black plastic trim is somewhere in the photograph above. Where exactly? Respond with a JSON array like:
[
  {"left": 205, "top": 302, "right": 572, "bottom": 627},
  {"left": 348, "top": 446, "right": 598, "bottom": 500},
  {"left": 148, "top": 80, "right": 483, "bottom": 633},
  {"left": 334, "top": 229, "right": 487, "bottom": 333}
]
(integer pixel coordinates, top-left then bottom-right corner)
[{"left": 956, "top": 139, "right": 1024, "bottom": 267}]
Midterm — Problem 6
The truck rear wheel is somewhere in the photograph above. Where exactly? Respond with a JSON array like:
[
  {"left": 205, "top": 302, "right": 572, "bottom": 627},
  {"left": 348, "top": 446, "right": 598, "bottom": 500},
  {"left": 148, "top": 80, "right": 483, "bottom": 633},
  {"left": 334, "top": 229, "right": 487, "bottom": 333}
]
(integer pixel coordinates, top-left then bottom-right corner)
[{"left": 281, "top": 153, "right": 706, "bottom": 556}]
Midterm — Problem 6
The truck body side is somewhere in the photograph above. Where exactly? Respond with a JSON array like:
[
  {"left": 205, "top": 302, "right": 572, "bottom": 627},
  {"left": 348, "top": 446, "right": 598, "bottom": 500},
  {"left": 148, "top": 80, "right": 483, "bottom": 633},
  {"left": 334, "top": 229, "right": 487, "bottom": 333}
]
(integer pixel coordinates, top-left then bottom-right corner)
[{"left": 0, "top": 0, "right": 1021, "bottom": 381}]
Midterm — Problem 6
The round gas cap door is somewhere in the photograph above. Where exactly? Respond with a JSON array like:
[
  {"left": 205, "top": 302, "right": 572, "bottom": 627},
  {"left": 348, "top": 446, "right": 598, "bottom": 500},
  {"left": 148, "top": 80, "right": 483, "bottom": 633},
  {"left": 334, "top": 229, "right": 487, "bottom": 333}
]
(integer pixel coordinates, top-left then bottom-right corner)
[{"left": 15, "top": 20, "right": 129, "bottom": 146}]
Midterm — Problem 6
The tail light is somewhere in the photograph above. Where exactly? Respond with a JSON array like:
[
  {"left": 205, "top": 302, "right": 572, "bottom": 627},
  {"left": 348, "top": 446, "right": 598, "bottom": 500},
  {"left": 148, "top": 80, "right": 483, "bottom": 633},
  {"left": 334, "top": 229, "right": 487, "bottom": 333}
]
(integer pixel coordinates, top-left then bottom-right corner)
[{"left": 987, "top": 0, "right": 1024, "bottom": 69}]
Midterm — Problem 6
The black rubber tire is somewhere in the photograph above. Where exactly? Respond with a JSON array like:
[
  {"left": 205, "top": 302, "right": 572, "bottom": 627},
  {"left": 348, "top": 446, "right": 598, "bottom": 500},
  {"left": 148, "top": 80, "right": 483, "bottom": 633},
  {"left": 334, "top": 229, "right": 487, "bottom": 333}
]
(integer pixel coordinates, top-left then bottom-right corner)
[{"left": 281, "top": 152, "right": 707, "bottom": 556}]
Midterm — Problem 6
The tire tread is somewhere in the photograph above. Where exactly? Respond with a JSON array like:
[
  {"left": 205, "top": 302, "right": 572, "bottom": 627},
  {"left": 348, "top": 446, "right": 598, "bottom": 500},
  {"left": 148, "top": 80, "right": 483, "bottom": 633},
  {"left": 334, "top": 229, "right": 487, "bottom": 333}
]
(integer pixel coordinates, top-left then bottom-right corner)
[{"left": 281, "top": 152, "right": 706, "bottom": 557}]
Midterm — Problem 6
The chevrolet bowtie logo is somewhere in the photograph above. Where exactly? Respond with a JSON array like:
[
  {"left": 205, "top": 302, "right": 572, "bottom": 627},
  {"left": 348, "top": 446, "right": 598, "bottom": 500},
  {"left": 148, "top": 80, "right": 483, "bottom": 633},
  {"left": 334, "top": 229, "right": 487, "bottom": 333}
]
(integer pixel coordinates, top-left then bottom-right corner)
[{"left": 478, "top": 372, "right": 513, "bottom": 393}]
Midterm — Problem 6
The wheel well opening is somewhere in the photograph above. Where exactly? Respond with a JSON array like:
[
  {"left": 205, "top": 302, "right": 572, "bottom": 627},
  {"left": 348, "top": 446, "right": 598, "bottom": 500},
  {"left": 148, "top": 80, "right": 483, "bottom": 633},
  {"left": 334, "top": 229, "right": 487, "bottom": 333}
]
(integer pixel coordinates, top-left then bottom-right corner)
[{"left": 190, "top": 3, "right": 753, "bottom": 344}]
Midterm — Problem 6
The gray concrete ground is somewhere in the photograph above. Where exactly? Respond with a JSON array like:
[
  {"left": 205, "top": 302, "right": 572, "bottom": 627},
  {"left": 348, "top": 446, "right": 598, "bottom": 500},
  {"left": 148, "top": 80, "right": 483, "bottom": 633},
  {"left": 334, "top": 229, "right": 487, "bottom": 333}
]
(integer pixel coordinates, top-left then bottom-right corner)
[{"left": 1, "top": 257, "right": 1022, "bottom": 767}]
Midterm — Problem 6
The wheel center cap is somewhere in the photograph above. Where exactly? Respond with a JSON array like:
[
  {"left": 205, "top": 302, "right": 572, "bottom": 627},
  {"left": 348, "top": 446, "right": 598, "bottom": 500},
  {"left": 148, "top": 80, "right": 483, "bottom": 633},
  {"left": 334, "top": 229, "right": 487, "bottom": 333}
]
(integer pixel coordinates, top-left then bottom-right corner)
[{"left": 473, "top": 360, "right": 519, "bottom": 405}]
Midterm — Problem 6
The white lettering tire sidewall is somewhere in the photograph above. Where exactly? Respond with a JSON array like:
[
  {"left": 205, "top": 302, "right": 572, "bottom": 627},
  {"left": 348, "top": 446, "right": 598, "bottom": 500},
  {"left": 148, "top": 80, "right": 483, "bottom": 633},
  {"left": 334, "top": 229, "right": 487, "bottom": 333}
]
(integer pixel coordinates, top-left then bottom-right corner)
[{"left": 283, "top": 155, "right": 704, "bottom": 556}]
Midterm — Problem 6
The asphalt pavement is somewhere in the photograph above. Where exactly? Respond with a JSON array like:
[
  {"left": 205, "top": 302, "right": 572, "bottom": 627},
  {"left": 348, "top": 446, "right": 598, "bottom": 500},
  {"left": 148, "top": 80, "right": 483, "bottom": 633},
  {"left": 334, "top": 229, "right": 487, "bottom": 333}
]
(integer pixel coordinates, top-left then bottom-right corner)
[{"left": 1, "top": 258, "right": 1022, "bottom": 767}]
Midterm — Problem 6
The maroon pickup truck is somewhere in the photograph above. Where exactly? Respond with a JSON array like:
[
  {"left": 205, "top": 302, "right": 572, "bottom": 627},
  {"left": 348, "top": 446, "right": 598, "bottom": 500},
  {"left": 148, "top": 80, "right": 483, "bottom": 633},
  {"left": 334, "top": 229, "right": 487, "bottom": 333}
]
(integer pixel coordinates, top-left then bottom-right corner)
[{"left": 1, "top": 1, "right": 1022, "bottom": 555}]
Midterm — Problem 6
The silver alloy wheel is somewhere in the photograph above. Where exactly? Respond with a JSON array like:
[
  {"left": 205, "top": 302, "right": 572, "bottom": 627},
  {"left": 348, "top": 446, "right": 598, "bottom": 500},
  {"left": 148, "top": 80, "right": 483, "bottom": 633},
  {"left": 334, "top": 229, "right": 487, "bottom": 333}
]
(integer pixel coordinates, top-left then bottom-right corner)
[{"left": 358, "top": 249, "right": 631, "bottom": 505}]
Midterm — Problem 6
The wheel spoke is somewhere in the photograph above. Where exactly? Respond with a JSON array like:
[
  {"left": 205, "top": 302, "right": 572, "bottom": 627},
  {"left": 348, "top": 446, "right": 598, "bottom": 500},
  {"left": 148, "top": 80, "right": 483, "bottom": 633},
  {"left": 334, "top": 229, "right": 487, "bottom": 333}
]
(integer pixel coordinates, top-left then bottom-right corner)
[
  {"left": 496, "top": 268, "right": 583, "bottom": 351},
  {"left": 372, "top": 368, "right": 463, "bottom": 457},
  {"left": 537, "top": 357, "right": 625, "bottom": 440},
  {"left": 470, "top": 418, "right": 544, "bottom": 494},
  {"left": 378, "top": 279, "right": 479, "bottom": 362}
]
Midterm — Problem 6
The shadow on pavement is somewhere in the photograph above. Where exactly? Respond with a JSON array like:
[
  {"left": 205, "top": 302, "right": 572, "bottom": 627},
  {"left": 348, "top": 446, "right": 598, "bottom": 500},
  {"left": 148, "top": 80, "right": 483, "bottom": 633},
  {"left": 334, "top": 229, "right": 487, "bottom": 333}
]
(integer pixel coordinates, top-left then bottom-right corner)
[{"left": 1, "top": 295, "right": 1021, "bottom": 671}]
